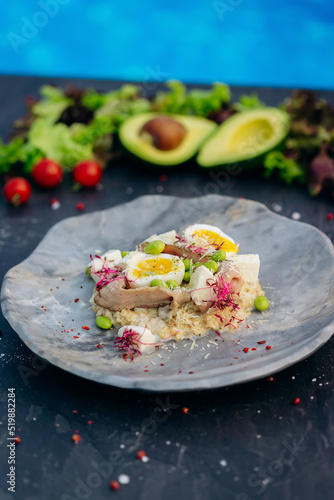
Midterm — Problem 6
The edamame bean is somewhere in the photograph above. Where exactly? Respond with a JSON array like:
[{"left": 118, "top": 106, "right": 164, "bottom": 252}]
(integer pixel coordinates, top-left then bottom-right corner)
[
  {"left": 166, "top": 280, "right": 178, "bottom": 290},
  {"left": 121, "top": 251, "right": 129, "bottom": 258},
  {"left": 183, "top": 258, "right": 191, "bottom": 271},
  {"left": 212, "top": 250, "right": 226, "bottom": 262},
  {"left": 183, "top": 271, "right": 190, "bottom": 282},
  {"left": 96, "top": 316, "right": 112, "bottom": 329},
  {"left": 150, "top": 278, "right": 168, "bottom": 288},
  {"left": 145, "top": 240, "right": 165, "bottom": 255},
  {"left": 203, "top": 260, "right": 219, "bottom": 273},
  {"left": 254, "top": 296, "right": 269, "bottom": 311},
  {"left": 86, "top": 266, "right": 91, "bottom": 276}
]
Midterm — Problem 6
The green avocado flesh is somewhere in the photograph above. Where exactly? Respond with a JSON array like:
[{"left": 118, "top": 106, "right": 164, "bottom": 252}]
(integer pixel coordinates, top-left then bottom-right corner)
[
  {"left": 119, "top": 113, "right": 217, "bottom": 166},
  {"left": 197, "top": 107, "right": 290, "bottom": 168}
]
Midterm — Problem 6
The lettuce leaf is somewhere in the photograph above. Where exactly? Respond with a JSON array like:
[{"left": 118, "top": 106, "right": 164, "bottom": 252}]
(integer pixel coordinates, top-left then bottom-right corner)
[
  {"left": 154, "top": 80, "right": 231, "bottom": 116},
  {"left": 236, "top": 93, "right": 264, "bottom": 111},
  {"left": 0, "top": 137, "right": 24, "bottom": 174},
  {"left": 28, "top": 118, "right": 92, "bottom": 169},
  {"left": 32, "top": 85, "right": 73, "bottom": 123},
  {"left": 263, "top": 151, "right": 306, "bottom": 184},
  {"left": 71, "top": 115, "right": 115, "bottom": 145}
]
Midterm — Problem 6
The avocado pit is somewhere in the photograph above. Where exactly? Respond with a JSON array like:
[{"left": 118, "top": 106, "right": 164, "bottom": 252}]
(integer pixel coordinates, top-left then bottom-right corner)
[{"left": 140, "top": 116, "right": 186, "bottom": 151}]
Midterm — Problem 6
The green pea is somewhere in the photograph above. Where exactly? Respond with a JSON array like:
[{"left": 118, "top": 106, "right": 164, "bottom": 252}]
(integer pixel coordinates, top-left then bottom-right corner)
[
  {"left": 96, "top": 316, "right": 112, "bottom": 329},
  {"left": 150, "top": 278, "right": 168, "bottom": 288},
  {"left": 166, "top": 280, "right": 178, "bottom": 290},
  {"left": 254, "top": 296, "right": 269, "bottom": 311},
  {"left": 145, "top": 240, "right": 165, "bottom": 255},
  {"left": 183, "top": 258, "right": 191, "bottom": 271},
  {"left": 203, "top": 260, "right": 219, "bottom": 273},
  {"left": 86, "top": 266, "right": 91, "bottom": 276},
  {"left": 212, "top": 250, "right": 226, "bottom": 262},
  {"left": 183, "top": 271, "right": 190, "bottom": 282},
  {"left": 121, "top": 251, "right": 129, "bottom": 258}
]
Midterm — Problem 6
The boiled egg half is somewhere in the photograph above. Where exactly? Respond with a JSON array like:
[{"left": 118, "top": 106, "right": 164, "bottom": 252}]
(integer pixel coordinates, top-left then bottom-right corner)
[
  {"left": 126, "top": 252, "right": 185, "bottom": 289},
  {"left": 183, "top": 224, "right": 238, "bottom": 254}
]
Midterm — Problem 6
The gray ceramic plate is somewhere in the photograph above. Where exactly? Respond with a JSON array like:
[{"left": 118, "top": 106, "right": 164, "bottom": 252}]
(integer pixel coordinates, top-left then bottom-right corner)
[{"left": 1, "top": 195, "right": 334, "bottom": 391}]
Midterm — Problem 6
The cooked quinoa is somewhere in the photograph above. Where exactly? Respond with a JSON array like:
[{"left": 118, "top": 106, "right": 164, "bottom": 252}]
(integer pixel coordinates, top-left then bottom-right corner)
[{"left": 92, "top": 280, "right": 263, "bottom": 341}]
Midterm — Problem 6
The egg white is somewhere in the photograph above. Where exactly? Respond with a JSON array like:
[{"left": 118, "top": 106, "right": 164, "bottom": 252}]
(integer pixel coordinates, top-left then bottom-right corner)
[
  {"left": 183, "top": 224, "right": 238, "bottom": 255},
  {"left": 126, "top": 253, "right": 185, "bottom": 289},
  {"left": 118, "top": 325, "right": 157, "bottom": 353}
]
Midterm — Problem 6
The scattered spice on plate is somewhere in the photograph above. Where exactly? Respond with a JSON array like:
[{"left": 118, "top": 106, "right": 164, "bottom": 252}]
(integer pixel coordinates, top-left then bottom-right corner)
[
  {"left": 97, "top": 344, "right": 102, "bottom": 348},
  {"left": 326, "top": 213, "right": 333, "bottom": 221},
  {"left": 109, "top": 480, "right": 120, "bottom": 491},
  {"left": 267, "top": 376, "right": 274, "bottom": 382},
  {"left": 87, "top": 420, "right": 93, "bottom": 425},
  {"left": 76, "top": 202, "right": 85, "bottom": 211},
  {"left": 13, "top": 436, "right": 21, "bottom": 444},
  {"left": 243, "top": 347, "right": 249, "bottom": 353},
  {"left": 293, "top": 397, "right": 301, "bottom": 405},
  {"left": 182, "top": 407, "right": 189, "bottom": 414},
  {"left": 136, "top": 450, "right": 146, "bottom": 460},
  {"left": 159, "top": 174, "right": 167, "bottom": 182},
  {"left": 266, "top": 345, "right": 272, "bottom": 350},
  {"left": 257, "top": 340, "right": 266, "bottom": 344},
  {"left": 82, "top": 325, "right": 90, "bottom": 330},
  {"left": 72, "top": 434, "right": 81, "bottom": 444},
  {"left": 74, "top": 298, "right": 79, "bottom": 303}
]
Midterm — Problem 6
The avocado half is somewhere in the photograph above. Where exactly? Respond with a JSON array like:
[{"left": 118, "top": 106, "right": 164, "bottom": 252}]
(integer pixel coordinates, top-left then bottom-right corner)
[
  {"left": 119, "top": 113, "right": 217, "bottom": 166},
  {"left": 197, "top": 107, "right": 290, "bottom": 169}
]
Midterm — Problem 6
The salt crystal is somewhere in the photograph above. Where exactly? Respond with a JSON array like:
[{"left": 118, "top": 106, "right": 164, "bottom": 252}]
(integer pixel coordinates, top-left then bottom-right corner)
[
  {"left": 291, "top": 211, "right": 301, "bottom": 220},
  {"left": 272, "top": 203, "right": 282, "bottom": 212},
  {"left": 51, "top": 200, "right": 60, "bottom": 210},
  {"left": 118, "top": 474, "right": 130, "bottom": 485},
  {"left": 219, "top": 459, "right": 227, "bottom": 467}
]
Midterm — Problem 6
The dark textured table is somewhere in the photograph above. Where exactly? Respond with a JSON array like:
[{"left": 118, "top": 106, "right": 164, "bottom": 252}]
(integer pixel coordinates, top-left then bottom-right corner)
[{"left": 0, "top": 76, "right": 333, "bottom": 500}]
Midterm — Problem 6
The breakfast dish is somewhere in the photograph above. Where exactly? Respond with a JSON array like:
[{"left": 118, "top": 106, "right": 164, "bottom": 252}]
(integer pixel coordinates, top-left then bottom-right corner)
[
  {"left": 1, "top": 195, "right": 333, "bottom": 391},
  {"left": 89, "top": 224, "right": 265, "bottom": 357}
]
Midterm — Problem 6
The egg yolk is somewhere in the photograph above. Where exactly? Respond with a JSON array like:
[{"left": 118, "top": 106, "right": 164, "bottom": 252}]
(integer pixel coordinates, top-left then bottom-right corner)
[
  {"left": 132, "top": 258, "right": 174, "bottom": 278},
  {"left": 193, "top": 229, "right": 238, "bottom": 253}
]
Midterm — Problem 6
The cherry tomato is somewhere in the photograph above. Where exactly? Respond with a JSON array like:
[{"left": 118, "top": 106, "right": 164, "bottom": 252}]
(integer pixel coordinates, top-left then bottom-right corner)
[
  {"left": 3, "top": 177, "right": 32, "bottom": 206},
  {"left": 72, "top": 160, "right": 102, "bottom": 188},
  {"left": 32, "top": 158, "right": 63, "bottom": 188}
]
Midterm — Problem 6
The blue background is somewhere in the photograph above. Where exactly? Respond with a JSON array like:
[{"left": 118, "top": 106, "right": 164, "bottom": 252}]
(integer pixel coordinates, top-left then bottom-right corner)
[{"left": 1, "top": 0, "right": 333, "bottom": 89}]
